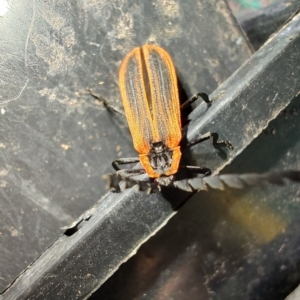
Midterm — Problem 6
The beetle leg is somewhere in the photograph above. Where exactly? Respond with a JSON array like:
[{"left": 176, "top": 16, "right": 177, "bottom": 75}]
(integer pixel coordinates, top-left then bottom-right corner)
[
  {"left": 185, "top": 131, "right": 233, "bottom": 149},
  {"left": 87, "top": 88, "right": 125, "bottom": 116},
  {"left": 104, "top": 168, "right": 150, "bottom": 191},
  {"left": 112, "top": 157, "right": 140, "bottom": 171},
  {"left": 180, "top": 92, "right": 211, "bottom": 110},
  {"left": 116, "top": 168, "right": 146, "bottom": 178},
  {"left": 184, "top": 165, "right": 212, "bottom": 176}
]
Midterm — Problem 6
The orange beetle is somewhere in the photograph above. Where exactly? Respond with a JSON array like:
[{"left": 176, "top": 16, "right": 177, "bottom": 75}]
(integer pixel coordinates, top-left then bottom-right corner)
[
  {"left": 119, "top": 45, "right": 182, "bottom": 178},
  {"left": 90, "top": 45, "right": 300, "bottom": 193},
  {"left": 107, "top": 45, "right": 231, "bottom": 192}
]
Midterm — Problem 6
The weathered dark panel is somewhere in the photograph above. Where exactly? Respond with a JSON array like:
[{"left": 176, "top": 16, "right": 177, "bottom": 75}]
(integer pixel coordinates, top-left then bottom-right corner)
[
  {"left": 239, "top": 0, "right": 300, "bottom": 50},
  {"left": 2, "top": 9, "right": 300, "bottom": 300},
  {"left": 93, "top": 95, "right": 300, "bottom": 300},
  {"left": 0, "top": 0, "right": 251, "bottom": 293}
]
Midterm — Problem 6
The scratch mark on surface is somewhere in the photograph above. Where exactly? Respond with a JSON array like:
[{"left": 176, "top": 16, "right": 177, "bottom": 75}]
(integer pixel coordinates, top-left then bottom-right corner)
[
  {"left": 0, "top": 79, "right": 29, "bottom": 106},
  {"left": 35, "top": 215, "right": 42, "bottom": 248},
  {"left": 232, "top": 114, "right": 239, "bottom": 122},
  {"left": 99, "top": 33, "right": 118, "bottom": 86},
  {"left": 21, "top": 180, "right": 74, "bottom": 224},
  {"left": 271, "top": 92, "right": 279, "bottom": 104},
  {"left": 82, "top": 0, "right": 89, "bottom": 37},
  {"left": 88, "top": 42, "right": 101, "bottom": 47},
  {"left": 99, "top": 33, "right": 108, "bottom": 67},
  {"left": 241, "top": 103, "right": 252, "bottom": 113},
  {"left": 0, "top": 192, "right": 22, "bottom": 230},
  {"left": 25, "top": 1, "right": 36, "bottom": 67}
]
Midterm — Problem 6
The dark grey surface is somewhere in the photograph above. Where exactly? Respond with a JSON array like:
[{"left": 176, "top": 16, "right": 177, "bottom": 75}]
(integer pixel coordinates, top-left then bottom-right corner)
[
  {"left": 0, "top": 0, "right": 252, "bottom": 294},
  {"left": 93, "top": 95, "right": 300, "bottom": 300},
  {"left": 2, "top": 9, "right": 300, "bottom": 300},
  {"left": 239, "top": 0, "right": 300, "bottom": 50},
  {"left": 92, "top": 12, "right": 300, "bottom": 299}
]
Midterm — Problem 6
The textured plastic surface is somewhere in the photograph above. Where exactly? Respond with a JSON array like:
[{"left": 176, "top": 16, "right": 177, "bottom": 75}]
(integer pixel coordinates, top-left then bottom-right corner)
[
  {"left": 2, "top": 9, "right": 300, "bottom": 300},
  {"left": 92, "top": 13, "right": 300, "bottom": 300},
  {"left": 94, "top": 95, "right": 300, "bottom": 300},
  {"left": 239, "top": 0, "right": 300, "bottom": 50},
  {"left": 0, "top": 0, "right": 252, "bottom": 295}
]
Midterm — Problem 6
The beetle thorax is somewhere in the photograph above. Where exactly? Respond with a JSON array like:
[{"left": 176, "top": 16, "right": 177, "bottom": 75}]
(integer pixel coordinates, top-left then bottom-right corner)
[{"left": 148, "top": 142, "right": 173, "bottom": 175}]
